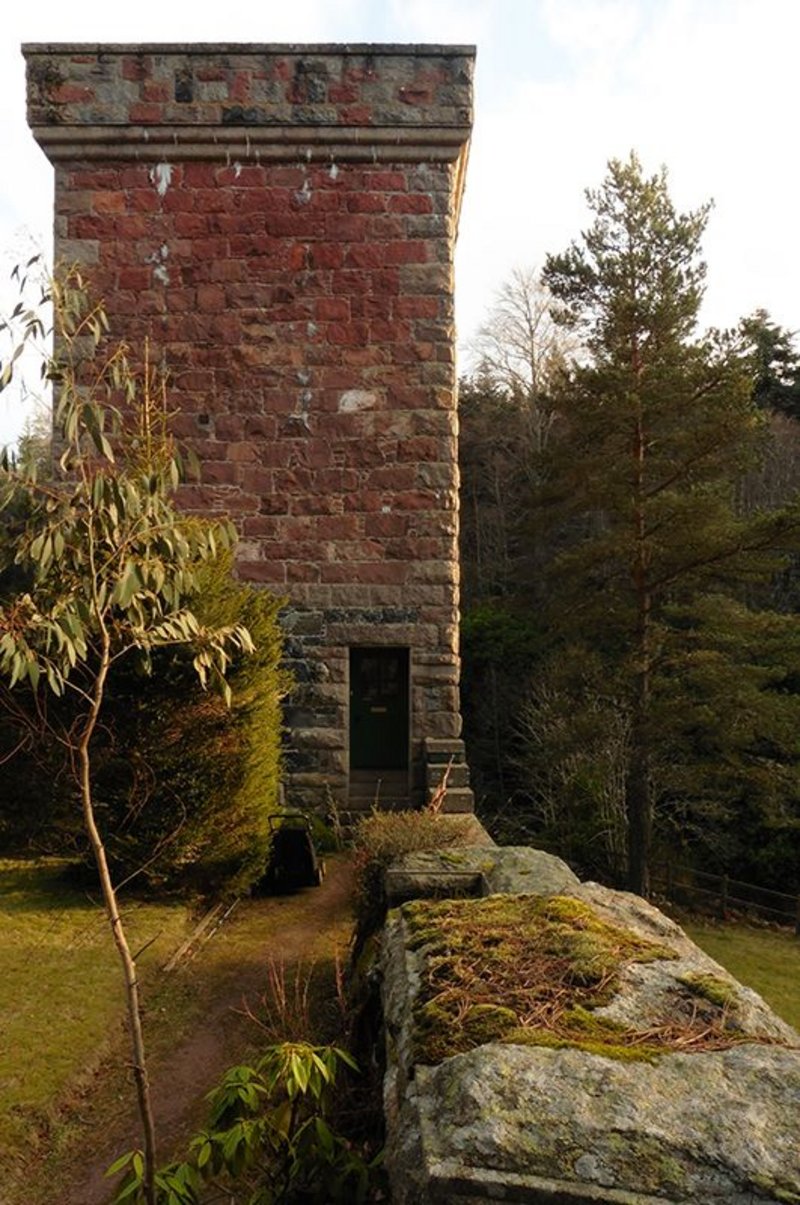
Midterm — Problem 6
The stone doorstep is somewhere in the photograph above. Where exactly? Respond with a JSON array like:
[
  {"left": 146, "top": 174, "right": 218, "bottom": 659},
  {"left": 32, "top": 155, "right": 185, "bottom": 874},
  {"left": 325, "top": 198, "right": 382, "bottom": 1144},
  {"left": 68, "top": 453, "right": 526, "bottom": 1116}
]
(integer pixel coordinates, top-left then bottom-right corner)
[
  {"left": 348, "top": 771, "right": 411, "bottom": 809},
  {"left": 348, "top": 800, "right": 412, "bottom": 815},
  {"left": 344, "top": 805, "right": 411, "bottom": 821}
]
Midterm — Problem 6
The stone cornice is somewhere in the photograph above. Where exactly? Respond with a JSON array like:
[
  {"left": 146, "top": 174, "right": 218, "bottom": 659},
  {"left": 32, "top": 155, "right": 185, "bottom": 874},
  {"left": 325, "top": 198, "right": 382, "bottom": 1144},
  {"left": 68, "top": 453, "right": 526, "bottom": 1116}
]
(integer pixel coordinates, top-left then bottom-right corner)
[
  {"left": 28, "top": 123, "right": 472, "bottom": 162},
  {"left": 25, "top": 43, "right": 474, "bottom": 222}
]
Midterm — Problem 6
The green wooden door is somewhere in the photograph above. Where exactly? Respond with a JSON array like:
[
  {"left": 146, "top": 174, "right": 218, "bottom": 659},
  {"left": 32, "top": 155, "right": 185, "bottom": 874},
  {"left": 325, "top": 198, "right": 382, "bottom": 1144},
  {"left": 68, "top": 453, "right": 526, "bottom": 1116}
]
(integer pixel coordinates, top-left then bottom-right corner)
[{"left": 349, "top": 647, "right": 410, "bottom": 770}]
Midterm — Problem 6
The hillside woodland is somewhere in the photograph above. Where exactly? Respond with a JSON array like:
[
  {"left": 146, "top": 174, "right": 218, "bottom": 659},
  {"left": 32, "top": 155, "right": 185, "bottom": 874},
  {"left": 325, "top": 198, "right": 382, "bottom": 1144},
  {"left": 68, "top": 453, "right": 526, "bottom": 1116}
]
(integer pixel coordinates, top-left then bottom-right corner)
[{"left": 460, "top": 156, "right": 800, "bottom": 895}]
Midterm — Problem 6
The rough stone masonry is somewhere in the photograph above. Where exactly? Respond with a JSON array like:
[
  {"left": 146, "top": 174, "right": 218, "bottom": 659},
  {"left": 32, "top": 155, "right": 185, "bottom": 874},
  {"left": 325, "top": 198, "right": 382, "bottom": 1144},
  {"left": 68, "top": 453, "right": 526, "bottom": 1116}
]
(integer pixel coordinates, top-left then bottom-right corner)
[{"left": 24, "top": 43, "right": 476, "bottom": 815}]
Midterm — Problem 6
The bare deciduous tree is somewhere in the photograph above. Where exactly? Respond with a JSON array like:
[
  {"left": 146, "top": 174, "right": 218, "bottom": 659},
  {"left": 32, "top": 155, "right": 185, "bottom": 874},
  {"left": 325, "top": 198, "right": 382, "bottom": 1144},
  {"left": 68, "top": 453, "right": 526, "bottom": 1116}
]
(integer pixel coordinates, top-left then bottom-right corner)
[{"left": 468, "top": 266, "right": 578, "bottom": 454}]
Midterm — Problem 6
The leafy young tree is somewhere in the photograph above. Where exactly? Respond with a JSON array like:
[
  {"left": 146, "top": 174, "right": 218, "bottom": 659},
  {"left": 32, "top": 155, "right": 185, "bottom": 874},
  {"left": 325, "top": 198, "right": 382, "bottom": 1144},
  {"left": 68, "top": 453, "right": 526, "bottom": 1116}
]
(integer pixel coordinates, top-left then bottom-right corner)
[
  {"left": 0, "top": 271, "right": 254, "bottom": 1205},
  {"left": 541, "top": 153, "right": 800, "bottom": 895}
]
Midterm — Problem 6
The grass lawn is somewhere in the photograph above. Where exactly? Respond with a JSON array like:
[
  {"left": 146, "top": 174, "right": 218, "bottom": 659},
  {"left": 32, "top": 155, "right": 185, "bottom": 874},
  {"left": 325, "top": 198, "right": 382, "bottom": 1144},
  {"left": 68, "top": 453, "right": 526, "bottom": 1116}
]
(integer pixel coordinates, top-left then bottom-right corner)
[
  {"left": 1, "top": 855, "right": 356, "bottom": 1205},
  {"left": 0, "top": 857, "right": 191, "bottom": 1178},
  {"left": 682, "top": 918, "right": 800, "bottom": 1031}
]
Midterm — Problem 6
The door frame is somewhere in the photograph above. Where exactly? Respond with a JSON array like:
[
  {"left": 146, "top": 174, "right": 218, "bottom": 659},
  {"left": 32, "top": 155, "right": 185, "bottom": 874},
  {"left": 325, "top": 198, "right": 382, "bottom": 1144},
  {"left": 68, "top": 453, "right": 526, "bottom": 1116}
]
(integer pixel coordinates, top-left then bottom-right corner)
[{"left": 347, "top": 645, "right": 411, "bottom": 777}]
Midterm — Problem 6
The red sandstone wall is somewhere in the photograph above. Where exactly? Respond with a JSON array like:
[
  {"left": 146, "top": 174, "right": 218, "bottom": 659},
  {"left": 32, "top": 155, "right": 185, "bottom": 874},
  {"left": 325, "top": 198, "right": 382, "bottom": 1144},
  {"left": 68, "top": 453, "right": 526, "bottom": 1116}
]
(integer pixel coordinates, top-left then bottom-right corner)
[{"left": 51, "top": 156, "right": 459, "bottom": 593}]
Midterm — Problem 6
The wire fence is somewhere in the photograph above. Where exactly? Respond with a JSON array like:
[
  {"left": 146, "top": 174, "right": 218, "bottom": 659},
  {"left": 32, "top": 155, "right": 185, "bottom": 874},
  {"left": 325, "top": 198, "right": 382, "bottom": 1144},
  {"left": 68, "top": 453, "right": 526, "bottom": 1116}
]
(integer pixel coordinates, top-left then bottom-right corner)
[{"left": 651, "top": 861, "right": 800, "bottom": 935}]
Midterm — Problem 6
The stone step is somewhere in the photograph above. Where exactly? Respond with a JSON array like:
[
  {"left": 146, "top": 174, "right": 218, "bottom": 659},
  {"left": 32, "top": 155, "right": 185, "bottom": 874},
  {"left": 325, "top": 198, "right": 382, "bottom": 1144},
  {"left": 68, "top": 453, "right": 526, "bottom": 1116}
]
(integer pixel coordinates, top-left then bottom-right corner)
[
  {"left": 423, "top": 737, "right": 467, "bottom": 764},
  {"left": 348, "top": 770, "right": 411, "bottom": 811},
  {"left": 428, "top": 787, "right": 475, "bottom": 813},
  {"left": 426, "top": 762, "right": 471, "bottom": 789},
  {"left": 344, "top": 798, "right": 411, "bottom": 815},
  {"left": 348, "top": 797, "right": 412, "bottom": 812},
  {"left": 350, "top": 770, "right": 410, "bottom": 786}
]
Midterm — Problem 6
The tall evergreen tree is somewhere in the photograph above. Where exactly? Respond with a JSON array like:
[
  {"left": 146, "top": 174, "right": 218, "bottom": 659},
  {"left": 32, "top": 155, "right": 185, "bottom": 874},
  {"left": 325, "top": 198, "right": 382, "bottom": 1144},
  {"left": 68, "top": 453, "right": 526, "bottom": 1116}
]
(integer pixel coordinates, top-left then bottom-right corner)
[{"left": 541, "top": 153, "right": 800, "bottom": 895}]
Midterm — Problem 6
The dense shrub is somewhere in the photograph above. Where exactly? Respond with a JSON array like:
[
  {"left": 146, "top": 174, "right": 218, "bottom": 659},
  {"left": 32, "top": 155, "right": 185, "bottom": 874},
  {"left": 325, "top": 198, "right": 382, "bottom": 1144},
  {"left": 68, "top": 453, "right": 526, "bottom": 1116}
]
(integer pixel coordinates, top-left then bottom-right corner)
[
  {"left": 1, "top": 552, "right": 289, "bottom": 894},
  {"left": 94, "top": 552, "right": 289, "bottom": 893}
]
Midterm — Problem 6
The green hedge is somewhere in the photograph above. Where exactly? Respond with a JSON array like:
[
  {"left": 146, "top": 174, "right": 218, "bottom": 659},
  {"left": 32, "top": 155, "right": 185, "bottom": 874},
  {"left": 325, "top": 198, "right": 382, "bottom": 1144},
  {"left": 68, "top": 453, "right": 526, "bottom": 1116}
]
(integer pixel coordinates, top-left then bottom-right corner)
[{"left": 1, "top": 553, "right": 289, "bottom": 895}]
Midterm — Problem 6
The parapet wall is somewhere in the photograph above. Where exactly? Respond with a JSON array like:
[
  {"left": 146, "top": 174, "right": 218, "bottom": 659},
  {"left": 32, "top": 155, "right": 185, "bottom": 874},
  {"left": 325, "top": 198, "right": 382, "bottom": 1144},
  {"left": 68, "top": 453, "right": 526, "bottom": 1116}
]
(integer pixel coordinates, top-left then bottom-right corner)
[
  {"left": 380, "top": 845, "right": 800, "bottom": 1204},
  {"left": 25, "top": 44, "right": 475, "bottom": 813}
]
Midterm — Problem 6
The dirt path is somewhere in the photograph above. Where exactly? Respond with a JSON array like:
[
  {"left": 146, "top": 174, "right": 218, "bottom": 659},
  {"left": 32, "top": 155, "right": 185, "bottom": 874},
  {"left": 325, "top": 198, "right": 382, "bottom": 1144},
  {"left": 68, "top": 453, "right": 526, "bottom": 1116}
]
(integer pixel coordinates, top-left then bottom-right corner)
[{"left": 16, "top": 857, "right": 355, "bottom": 1205}]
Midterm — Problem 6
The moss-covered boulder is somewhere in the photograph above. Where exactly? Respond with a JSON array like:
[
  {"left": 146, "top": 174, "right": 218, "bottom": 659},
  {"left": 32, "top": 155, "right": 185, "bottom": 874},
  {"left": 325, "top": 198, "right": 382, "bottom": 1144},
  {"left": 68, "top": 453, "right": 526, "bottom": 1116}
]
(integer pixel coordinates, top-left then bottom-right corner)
[
  {"left": 384, "top": 845, "right": 579, "bottom": 907},
  {"left": 381, "top": 878, "right": 800, "bottom": 1204}
]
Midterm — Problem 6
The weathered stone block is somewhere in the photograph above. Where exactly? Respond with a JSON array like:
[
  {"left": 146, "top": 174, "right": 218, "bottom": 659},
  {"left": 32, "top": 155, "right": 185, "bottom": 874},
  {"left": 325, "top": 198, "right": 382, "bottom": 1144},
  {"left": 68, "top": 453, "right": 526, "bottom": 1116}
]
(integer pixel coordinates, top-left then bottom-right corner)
[{"left": 381, "top": 863, "right": 800, "bottom": 1205}]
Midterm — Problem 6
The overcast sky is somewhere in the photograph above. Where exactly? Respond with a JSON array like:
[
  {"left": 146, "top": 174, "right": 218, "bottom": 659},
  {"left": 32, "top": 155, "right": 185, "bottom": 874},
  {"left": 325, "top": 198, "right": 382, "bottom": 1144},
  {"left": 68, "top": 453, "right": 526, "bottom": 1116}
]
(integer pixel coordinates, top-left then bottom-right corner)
[{"left": 2, "top": 0, "right": 800, "bottom": 445}]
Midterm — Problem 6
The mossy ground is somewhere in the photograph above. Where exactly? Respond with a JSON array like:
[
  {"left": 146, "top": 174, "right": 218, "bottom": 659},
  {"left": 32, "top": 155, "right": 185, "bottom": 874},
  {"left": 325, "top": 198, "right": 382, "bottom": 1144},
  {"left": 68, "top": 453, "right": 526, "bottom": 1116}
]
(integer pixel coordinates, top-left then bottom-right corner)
[{"left": 403, "top": 894, "right": 765, "bottom": 1065}]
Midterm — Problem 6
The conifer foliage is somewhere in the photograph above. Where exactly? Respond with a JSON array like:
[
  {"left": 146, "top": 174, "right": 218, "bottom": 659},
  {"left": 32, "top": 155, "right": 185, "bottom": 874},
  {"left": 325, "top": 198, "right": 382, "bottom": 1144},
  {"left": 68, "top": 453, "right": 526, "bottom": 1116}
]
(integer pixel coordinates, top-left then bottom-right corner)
[{"left": 540, "top": 154, "right": 800, "bottom": 894}]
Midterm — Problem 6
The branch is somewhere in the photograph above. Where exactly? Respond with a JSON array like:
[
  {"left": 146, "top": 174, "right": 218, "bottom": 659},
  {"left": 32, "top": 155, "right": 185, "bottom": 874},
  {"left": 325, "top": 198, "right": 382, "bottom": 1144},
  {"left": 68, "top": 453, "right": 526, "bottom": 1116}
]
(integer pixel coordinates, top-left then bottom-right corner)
[{"left": 649, "top": 515, "right": 800, "bottom": 594}]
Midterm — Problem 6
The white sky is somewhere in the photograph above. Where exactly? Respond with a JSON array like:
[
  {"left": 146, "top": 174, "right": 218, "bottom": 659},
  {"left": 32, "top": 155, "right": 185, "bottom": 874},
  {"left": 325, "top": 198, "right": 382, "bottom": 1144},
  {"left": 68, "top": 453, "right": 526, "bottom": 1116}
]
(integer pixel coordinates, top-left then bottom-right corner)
[{"left": 2, "top": 0, "right": 800, "bottom": 444}]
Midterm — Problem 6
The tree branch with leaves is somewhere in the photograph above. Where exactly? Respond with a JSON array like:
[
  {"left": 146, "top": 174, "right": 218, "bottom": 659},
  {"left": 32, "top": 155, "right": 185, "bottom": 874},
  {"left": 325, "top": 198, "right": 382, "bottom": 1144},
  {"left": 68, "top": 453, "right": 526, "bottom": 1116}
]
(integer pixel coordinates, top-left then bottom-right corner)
[{"left": 0, "top": 268, "right": 254, "bottom": 1205}]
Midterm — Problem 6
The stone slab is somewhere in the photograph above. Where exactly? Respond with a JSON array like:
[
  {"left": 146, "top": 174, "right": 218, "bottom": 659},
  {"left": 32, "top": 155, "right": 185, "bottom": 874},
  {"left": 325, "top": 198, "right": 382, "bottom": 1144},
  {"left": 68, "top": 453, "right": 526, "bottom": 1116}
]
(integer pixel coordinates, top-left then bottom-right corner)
[{"left": 381, "top": 859, "right": 800, "bottom": 1204}]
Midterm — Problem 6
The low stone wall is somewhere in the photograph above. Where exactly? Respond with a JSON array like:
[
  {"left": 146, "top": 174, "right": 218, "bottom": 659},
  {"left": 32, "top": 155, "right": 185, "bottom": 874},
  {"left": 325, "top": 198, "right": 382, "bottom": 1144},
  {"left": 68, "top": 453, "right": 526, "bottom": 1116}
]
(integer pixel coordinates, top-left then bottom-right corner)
[{"left": 380, "top": 846, "right": 800, "bottom": 1204}]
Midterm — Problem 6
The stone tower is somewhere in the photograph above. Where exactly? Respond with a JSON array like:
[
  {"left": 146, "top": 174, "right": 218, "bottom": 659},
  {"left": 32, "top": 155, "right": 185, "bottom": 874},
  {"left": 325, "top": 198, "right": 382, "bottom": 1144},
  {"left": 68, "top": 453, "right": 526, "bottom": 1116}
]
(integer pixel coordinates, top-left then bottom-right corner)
[{"left": 24, "top": 43, "right": 475, "bottom": 815}]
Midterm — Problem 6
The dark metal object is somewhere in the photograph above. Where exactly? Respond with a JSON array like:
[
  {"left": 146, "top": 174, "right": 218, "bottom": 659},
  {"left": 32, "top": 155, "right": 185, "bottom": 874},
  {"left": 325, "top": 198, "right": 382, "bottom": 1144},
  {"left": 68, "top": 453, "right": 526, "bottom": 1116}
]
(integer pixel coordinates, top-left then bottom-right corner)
[{"left": 259, "top": 810, "right": 325, "bottom": 894}]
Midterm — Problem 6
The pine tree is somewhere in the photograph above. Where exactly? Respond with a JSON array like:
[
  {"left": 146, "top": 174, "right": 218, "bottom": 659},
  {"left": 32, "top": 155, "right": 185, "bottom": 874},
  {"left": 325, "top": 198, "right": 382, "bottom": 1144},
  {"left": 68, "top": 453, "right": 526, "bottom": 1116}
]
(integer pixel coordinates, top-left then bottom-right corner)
[{"left": 541, "top": 153, "right": 800, "bottom": 895}]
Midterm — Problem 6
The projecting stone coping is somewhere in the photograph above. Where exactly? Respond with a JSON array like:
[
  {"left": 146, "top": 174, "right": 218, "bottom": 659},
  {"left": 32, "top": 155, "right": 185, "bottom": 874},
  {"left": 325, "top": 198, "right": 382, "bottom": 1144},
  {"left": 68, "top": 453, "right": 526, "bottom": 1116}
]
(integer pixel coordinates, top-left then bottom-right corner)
[
  {"left": 24, "top": 43, "right": 474, "bottom": 174},
  {"left": 380, "top": 846, "right": 800, "bottom": 1204},
  {"left": 22, "top": 42, "right": 476, "bottom": 55},
  {"left": 384, "top": 845, "right": 580, "bottom": 905}
]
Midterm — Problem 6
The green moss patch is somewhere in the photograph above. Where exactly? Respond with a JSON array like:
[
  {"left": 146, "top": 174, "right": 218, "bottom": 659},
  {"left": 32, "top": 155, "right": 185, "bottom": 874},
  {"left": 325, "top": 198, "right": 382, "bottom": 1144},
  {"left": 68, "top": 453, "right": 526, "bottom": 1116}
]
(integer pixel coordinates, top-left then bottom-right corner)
[
  {"left": 678, "top": 972, "right": 739, "bottom": 1011},
  {"left": 403, "top": 894, "right": 757, "bottom": 1065}
]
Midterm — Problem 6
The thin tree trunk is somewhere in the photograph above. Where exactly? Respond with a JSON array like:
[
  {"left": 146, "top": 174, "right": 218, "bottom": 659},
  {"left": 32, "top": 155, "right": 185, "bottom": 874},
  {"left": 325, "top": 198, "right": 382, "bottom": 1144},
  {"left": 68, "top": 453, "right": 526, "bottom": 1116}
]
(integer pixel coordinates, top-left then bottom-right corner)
[
  {"left": 489, "top": 661, "right": 506, "bottom": 799},
  {"left": 626, "top": 654, "right": 652, "bottom": 896},
  {"left": 626, "top": 395, "right": 653, "bottom": 896},
  {"left": 78, "top": 641, "right": 157, "bottom": 1205}
]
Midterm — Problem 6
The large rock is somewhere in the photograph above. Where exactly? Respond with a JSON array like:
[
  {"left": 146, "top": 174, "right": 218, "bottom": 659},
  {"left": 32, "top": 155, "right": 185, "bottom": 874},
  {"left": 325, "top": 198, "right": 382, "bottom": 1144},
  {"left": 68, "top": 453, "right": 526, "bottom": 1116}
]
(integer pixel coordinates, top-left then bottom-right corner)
[
  {"left": 381, "top": 874, "right": 800, "bottom": 1204},
  {"left": 384, "top": 845, "right": 579, "bottom": 906},
  {"left": 394, "top": 1044, "right": 800, "bottom": 1204}
]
